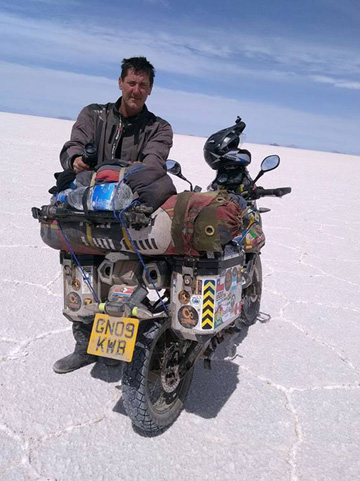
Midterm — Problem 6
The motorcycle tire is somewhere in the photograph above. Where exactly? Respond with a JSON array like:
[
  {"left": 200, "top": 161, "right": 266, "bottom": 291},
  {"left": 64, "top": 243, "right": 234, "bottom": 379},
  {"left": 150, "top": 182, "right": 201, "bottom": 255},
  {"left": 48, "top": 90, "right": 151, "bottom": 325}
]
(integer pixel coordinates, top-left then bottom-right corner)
[
  {"left": 121, "top": 318, "right": 194, "bottom": 433},
  {"left": 240, "top": 254, "right": 262, "bottom": 326}
]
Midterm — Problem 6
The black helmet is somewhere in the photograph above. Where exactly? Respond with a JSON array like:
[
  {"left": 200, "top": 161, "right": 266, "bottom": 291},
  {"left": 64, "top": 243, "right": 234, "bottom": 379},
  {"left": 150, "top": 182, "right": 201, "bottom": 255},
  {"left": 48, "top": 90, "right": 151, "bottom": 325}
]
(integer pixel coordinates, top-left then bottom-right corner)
[{"left": 203, "top": 117, "right": 247, "bottom": 170}]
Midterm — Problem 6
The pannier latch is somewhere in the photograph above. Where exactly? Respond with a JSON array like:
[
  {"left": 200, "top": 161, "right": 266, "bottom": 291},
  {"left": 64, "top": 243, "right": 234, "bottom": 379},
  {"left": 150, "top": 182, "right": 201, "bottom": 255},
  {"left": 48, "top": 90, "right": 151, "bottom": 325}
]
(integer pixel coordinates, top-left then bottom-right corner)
[{"left": 181, "top": 257, "right": 197, "bottom": 293}]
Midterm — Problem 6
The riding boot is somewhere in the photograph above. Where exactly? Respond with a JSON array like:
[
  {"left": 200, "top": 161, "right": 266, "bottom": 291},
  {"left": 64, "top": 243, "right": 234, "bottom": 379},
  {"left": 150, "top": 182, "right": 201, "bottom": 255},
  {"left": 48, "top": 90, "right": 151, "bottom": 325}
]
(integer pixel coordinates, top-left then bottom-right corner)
[{"left": 53, "top": 321, "right": 97, "bottom": 374}]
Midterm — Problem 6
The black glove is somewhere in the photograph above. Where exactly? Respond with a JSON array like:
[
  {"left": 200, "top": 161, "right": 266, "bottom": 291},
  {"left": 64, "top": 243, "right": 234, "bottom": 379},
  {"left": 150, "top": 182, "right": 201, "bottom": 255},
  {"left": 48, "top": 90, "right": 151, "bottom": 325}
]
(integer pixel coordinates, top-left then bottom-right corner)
[{"left": 48, "top": 170, "right": 76, "bottom": 194}]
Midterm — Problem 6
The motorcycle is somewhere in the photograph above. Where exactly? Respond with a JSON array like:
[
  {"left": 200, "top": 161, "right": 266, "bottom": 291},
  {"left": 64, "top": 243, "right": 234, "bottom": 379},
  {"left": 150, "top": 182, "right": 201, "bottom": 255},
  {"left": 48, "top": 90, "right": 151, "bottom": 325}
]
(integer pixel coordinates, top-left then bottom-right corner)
[{"left": 32, "top": 117, "right": 291, "bottom": 433}]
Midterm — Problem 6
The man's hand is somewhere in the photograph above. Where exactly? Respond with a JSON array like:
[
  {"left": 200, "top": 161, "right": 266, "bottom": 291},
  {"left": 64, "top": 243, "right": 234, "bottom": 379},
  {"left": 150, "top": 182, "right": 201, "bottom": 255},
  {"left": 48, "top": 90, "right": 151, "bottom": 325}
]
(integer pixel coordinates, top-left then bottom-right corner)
[{"left": 72, "top": 156, "right": 90, "bottom": 173}]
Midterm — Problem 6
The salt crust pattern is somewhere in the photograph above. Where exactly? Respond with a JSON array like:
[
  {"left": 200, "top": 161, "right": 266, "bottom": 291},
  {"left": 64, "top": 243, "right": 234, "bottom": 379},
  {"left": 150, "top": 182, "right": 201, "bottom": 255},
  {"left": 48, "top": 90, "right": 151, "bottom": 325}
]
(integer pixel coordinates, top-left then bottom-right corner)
[{"left": 0, "top": 112, "right": 359, "bottom": 480}]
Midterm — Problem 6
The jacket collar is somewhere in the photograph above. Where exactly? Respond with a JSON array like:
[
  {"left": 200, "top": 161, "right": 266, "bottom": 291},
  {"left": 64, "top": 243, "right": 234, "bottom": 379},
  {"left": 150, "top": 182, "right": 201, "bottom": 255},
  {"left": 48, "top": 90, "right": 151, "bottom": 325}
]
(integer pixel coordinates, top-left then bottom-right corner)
[{"left": 114, "top": 97, "right": 149, "bottom": 123}]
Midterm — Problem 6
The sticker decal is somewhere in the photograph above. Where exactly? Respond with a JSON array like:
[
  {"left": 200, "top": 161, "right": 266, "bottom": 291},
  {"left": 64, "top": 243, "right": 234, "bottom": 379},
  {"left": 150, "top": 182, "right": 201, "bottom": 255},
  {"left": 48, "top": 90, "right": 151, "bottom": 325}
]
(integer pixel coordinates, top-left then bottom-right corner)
[
  {"left": 217, "top": 278, "right": 225, "bottom": 292},
  {"left": 178, "top": 306, "right": 199, "bottom": 328},
  {"left": 111, "top": 285, "right": 135, "bottom": 297},
  {"left": 178, "top": 290, "right": 190, "bottom": 305},
  {"left": 237, "top": 267, "right": 242, "bottom": 283},
  {"left": 225, "top": 270, "right": 232, "bottom": 291},
  {"left": 190, "top": 295, "right": 201, "bottom": 308},
  {"left": 214, "top": 305, "right": 224, "bottom": 328},
  {"left": 201, "top": 280, "right": 215, "bottom": 330},
  {"left": 72, "top": 279, "right": 81, "bottom": 291},
  {"left": 66, "top": 292, "right": 81, "bottom": 311},
  {"left": 82, "top": 267, "right": 93, "bottom": 294}
]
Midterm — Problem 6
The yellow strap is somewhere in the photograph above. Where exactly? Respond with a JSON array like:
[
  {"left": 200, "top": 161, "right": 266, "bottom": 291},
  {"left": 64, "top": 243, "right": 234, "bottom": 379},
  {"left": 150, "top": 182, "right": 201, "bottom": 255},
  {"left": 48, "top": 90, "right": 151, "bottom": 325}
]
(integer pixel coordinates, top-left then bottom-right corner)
[
  {"left": 85, "top": 223, "right": 95, "bottom": 247},
  {"left": 122, "top": 227, "right": 134, "bottom": 251},
  {"left": 90, "top": 172, "right": 96, "bottom": 187},
  {"left": 84, "top": 172, "right": 97, "bottom": 246}
]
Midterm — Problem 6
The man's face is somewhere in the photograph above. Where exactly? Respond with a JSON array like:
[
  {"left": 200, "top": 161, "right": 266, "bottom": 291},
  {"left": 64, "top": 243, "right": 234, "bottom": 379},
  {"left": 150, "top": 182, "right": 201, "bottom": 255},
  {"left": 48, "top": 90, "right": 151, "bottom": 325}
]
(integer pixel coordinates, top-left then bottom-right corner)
[{"left": 118, "top": 69, "right": 152, "bottom": 117}]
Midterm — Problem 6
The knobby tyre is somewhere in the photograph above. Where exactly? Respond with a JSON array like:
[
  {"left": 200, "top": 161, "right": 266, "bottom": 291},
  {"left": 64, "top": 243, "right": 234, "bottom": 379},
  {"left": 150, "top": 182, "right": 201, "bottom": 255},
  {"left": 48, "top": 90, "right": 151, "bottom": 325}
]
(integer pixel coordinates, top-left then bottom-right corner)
[
  {"left": 240, "top": 254, "right": 262, "bottom": 326},
  {"left": 121, "top": 318, "right": 194, "bottom": 433}
]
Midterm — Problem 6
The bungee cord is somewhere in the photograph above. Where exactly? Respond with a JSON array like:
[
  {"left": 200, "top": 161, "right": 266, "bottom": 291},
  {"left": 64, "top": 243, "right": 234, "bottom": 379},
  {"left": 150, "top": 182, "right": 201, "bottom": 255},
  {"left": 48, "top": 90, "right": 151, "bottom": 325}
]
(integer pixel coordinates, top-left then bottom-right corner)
[{"left": 57, "top": 168, "right": 168, "bottom": 316}]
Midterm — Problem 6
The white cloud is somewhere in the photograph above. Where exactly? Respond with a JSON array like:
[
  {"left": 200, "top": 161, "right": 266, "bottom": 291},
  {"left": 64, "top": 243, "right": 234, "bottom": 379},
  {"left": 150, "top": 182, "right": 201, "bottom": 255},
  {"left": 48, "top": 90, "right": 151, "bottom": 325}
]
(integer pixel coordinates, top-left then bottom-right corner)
[
  {"left": 311, "top": 75, "right": 360, "bottom": 90},
  {"left": 0, "top": 11, "right": 358, "bottom": 90}
]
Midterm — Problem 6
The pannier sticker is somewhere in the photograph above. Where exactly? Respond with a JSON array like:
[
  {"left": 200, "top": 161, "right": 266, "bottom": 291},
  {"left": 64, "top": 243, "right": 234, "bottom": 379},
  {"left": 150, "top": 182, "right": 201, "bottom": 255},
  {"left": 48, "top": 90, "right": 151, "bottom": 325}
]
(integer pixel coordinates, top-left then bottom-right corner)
[
  {"left": 217, "top": 290, "right": 225, "bottom": 301},
  {"left": 214, "top": 305, "right": 224, "bottom": 327},
  {"left": 64, "top": 265, "right": 71, "bottom": 276},
  {"left": 217, "top": 292, "right": 236, "bottom": 322},
  {"left": 234, "top": 301, "right": 242, "bottom": 316},
  {"left": 190, "top": 295, "right": 201, "bottom": 307},
  {"left": 229, "top": 268, "right": 238, "bottom": 291},
  {"left": 179, "top": 290, "right": 191, "bottom": 304},
  {"left": 221, "top": 296, "right": 232, "bottom": 314},
  {"left": 201, "top": 280, "right": 215, "bottom": 330},
  {"left": 66, "top": 292, "right": 81, "bottom": 311},
  {"left": 111, "top": 286, "right": 135, "bottom": 297},
  {"left": 225, "top": 269, "right": 232, "bottom": 291},
  {"left": 234, "top": 301, "right": 239, "bottom": 316},
  {"left": 82, "top": 267, "right": 93, "bottom": 294},
  {"left": 72, "top": 279, "right": 81, "bottom": 291},
  {"left": 178, "top": 305, "right": 199, "bottom": 329},
  {"left": 217, "top": 278, "right": 225, "bottom": 292},
  {"left": 246, "top": 232, "right": 253, "bottom": 243},
  {"left": 237, "top": 267, "right": 242, "bottom": 283}
]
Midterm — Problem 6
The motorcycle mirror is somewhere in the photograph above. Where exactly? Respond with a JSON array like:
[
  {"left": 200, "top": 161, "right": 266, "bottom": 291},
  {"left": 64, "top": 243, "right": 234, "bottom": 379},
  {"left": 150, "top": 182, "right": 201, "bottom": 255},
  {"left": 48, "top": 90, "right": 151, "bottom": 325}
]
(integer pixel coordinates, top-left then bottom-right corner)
[
  {"left": 253, "top": 155, "right": 280, "bottom": 183},
  {"left": 261, "top": 155, "right": 280, "bottom": 172},
  {"left": 165, "top": 159, "right": 182, "bottom": 176},
  {"left": 165, "top": 159, "right": 193, "bottom": 191}
]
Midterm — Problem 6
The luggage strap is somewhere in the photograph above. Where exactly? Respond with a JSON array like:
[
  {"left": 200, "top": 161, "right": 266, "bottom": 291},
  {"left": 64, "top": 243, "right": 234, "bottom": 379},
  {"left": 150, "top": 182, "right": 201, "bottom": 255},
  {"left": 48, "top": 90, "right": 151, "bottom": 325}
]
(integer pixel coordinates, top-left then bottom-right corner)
[{"left": 171, "top": 192, "right": 219, "bottom": 255}]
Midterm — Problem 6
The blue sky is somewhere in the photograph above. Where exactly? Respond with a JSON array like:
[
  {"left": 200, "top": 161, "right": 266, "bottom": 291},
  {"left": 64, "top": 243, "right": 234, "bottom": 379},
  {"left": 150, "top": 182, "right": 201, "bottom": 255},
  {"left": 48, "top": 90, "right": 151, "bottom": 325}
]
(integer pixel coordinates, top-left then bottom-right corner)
[{"left": 1, "top": 0, "right": 359, "bottom": 154}]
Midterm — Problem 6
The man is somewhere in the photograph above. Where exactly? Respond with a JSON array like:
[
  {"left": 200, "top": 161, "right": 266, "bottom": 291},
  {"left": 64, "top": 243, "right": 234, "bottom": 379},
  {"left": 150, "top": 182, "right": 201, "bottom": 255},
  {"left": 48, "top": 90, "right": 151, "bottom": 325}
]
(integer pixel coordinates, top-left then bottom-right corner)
[{"left": 53, "top": 56, "right": 175, "bottom": 374}]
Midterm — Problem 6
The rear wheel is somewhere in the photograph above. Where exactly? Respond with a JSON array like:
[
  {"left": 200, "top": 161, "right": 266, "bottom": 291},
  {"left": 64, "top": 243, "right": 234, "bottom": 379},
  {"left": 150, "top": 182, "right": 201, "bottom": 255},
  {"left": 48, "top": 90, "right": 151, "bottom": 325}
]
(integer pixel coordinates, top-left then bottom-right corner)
[
  {"left": 121, "top": 319, "right": 194, "bottom": 433},
  {"left": 240, "top": 255, "right": 262, "bottom": 326}
]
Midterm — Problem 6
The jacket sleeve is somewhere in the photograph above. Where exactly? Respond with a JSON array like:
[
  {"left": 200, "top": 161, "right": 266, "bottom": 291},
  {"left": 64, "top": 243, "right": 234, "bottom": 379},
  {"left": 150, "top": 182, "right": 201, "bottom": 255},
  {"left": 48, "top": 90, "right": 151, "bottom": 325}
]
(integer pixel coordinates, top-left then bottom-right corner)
[
  {"left": 140, "top": 119, "right": 173, "bottom": 168},
  {"left": 125, "top": 162, "right": 177, "bottom": 211},
  {"left": 59, "top": 105, "right": 96, "bottom": 170}
]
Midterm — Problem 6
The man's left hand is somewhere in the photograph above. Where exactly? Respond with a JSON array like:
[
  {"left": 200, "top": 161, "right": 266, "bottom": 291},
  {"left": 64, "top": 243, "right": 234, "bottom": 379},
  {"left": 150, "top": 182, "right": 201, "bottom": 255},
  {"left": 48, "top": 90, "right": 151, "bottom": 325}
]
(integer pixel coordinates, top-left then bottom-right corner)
[{"left": 72, "top": 156, "right": 90, "bottom": 173}]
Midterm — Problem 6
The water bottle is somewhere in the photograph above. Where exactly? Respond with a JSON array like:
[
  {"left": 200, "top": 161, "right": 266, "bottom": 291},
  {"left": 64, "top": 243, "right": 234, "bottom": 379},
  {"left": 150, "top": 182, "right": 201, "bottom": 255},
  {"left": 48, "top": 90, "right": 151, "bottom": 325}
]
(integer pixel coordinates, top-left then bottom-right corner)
[
  {"left": 66, "top": 186, "right": 88, "bottom": 211},
  {"left": 113, "top": 182, "right": 134, "bottom": 210},
  {"left": 86, "top": 182, "right": 134, "bottom": 211},
  {"left": 65, "top": 182, "right": 134, "bottom": 212},
  {"left": 50, "top": 187, "right": 75, "bottom": 205}
]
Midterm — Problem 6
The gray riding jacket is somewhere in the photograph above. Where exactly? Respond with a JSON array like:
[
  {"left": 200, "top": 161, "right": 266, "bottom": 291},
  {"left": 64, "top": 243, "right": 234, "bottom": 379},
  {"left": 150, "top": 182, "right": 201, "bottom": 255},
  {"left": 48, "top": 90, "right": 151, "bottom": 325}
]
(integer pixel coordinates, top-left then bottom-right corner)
[{"left": 60, "top": 97, "right": 173, "bottom": 170}]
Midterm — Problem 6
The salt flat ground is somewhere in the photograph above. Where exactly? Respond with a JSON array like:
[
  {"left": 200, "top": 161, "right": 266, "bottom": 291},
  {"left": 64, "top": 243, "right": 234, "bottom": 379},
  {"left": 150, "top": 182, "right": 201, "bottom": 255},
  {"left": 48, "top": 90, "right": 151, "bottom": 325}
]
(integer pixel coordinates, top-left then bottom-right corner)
[{"left": 0, "top": 112, "right": 359, "bottom": 481}]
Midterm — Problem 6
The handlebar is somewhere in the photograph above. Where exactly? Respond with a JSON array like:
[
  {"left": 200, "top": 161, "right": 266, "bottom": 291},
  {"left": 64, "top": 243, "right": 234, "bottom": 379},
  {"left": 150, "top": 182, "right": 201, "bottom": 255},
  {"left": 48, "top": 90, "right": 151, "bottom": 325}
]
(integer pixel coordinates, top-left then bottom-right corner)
[{"left": 248, "top": 187, "right": 292, "bottom": 200}]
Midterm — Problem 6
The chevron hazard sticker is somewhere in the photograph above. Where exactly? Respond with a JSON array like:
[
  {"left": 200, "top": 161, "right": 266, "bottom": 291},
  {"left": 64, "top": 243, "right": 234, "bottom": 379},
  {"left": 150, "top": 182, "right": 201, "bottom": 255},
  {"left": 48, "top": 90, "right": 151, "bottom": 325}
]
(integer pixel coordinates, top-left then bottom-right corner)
[{"left": 201, "top": 280, "right": 215, "bottom": 329}]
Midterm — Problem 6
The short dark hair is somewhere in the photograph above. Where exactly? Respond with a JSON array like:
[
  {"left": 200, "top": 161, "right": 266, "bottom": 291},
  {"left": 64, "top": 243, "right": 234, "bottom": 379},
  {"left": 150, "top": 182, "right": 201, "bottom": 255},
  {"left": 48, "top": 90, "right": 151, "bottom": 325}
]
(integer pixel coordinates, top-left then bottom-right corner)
[{"left": 120, "top": 57, "right": 155, "bottom": 86}]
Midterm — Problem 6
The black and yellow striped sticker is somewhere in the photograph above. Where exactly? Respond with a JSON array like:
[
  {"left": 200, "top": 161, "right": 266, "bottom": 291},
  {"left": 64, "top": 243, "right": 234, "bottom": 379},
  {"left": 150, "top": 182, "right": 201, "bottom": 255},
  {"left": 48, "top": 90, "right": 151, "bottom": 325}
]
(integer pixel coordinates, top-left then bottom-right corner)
[{"left": 201, "top": 280, "right": 215, "bottom": 329}]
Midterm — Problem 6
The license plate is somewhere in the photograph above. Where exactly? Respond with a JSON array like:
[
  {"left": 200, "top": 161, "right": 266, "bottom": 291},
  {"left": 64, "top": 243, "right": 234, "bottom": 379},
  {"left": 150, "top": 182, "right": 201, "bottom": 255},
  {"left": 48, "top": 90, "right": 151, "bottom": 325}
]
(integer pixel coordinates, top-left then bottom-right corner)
[{"left": 87, "top": 314, "right": 139, "bottom": 362}]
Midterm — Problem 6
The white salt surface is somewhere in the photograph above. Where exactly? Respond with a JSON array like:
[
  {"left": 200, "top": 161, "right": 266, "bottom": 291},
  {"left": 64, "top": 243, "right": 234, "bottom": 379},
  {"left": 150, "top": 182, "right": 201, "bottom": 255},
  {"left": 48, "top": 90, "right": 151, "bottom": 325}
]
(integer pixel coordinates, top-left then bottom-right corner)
[{"left": 0, "top": 112, "right": 360, "bottom": 480}]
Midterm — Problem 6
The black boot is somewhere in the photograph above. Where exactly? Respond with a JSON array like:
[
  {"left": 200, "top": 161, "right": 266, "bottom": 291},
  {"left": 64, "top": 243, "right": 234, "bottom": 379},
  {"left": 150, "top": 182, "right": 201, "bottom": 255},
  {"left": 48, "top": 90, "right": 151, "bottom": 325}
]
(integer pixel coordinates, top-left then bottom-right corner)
[{"left": 53, "top": 322, "right": 97, "bottom": 374}]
